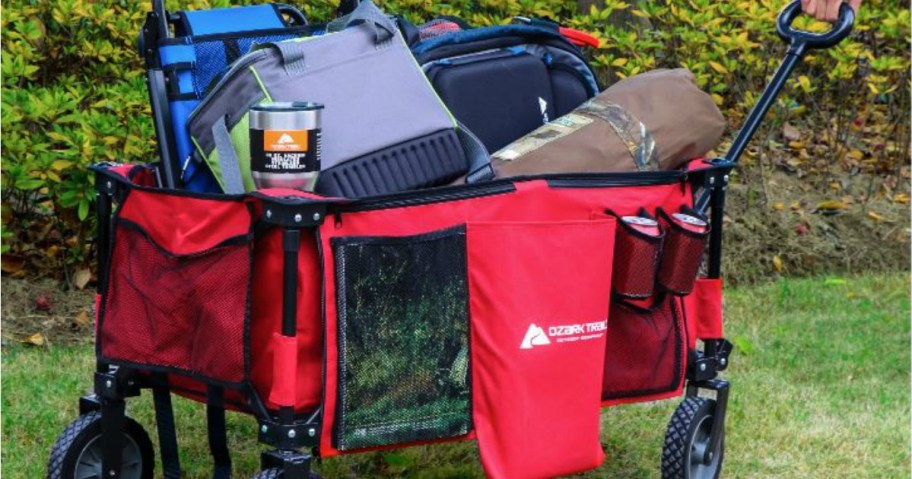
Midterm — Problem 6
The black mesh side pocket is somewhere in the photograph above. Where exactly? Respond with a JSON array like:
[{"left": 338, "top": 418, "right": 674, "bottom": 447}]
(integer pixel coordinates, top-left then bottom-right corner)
[{"left": 331, "top": 226, "right": 471, "bottom": 451}]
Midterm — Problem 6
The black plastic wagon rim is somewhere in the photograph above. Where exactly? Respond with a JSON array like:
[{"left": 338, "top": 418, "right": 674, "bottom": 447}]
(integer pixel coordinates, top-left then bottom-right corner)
[
  {"left": 686, "top": 414, "right": 721, "bottom": 479},
  {"left": 74, "top": 435, "right": 143, "bottom": 479}
]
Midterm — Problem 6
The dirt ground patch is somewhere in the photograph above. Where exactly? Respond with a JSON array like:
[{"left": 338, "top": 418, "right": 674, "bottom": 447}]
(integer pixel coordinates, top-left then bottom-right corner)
[
  {"left": 1, "top": 278, "right": 95, "bottom": 348},
  {"left": 722, "top": 168, "right": 910, "bottom": 285}
]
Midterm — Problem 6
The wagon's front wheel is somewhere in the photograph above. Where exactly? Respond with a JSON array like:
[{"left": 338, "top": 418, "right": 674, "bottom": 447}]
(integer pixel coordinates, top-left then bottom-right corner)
[
  {"left": 252, "top": 468, "right": 322, "bottom": 479},
  {"left": 252, "top": 469, "right": 283, "bottom": 479},
  {"left": 47, "top": 411, "right": 154, "bottom": 479},
  {"left": 661, "top": 396, "right": 724, "bottom": 479}
]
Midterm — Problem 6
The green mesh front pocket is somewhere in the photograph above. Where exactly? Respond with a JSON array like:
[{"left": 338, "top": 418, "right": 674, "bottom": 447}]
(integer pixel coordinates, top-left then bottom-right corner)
[{"left": 332, "top": 226, "right": 471, "bottom": 451}]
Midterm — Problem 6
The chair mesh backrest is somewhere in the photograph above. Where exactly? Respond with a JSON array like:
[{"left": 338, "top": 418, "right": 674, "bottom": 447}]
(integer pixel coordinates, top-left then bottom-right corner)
[
  {"left": 152, "top": 5, "right": 311, "bottom": 191},
  {"left": 191, "top": 33, "right": 302, "bottom": 96}
]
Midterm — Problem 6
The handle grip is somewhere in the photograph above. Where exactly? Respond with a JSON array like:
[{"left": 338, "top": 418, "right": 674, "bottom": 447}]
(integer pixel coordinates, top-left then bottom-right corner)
[
  {"left": 777, "top": 0, "right": 855, "bottom": 53},
  {"left": 695, "top": 0, "right": 856, "bottom": 216},
  {"left": 720, "top": 0, "right": 856, "bottom": 168}
]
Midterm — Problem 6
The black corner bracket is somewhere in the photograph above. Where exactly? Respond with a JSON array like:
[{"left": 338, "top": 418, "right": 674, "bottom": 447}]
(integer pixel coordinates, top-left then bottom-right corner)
[
  {"left": 687, "top": 338, "right": 733, "bottom": 382},
  {"left": 258, "top": 418, "right": 320, "bottom": 450},
  {"left": 256, "top": 195, "right": 331, "bottom": 228},
  {"left": 94, "top": 369, "right": 144, "bottom": 400}
]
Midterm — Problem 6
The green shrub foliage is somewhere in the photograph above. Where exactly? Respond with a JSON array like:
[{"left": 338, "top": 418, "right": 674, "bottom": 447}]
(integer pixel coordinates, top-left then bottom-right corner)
[{"left": 2, "top": 0, "right": 909, "bottom": 281}]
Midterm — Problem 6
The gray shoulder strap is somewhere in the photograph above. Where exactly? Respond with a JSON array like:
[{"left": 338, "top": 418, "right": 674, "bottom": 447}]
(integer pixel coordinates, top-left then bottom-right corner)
[
  {"left": 327, "top": 0, "right": 396, "bottom": 43},
  {"left": 272, "top": 41, "right": 308, "bottom": 75},
  {"left": 211, "top": 117, "right": 246, "bottom": 194},
  {"left": 275, "top": 0, "right": 394, "bottom": 74}
]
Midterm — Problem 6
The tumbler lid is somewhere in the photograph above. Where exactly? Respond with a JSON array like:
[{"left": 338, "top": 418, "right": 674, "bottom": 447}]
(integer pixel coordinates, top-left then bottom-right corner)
[{"left": 251, "top": 101, "right": 324, "bottom": 112}]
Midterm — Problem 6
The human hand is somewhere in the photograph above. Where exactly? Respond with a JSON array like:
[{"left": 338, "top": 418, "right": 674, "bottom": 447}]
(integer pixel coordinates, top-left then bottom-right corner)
[{"left": 801, "top": 0, "right": 862, "bottom": 22}]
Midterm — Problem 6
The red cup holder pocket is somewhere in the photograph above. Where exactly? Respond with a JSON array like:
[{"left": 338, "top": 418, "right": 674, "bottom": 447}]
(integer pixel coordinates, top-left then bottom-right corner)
[
  {"left": 656, "top": 208, "right": 710, "bottom": 296},
  {"left": 611, "top": 213, "right": 665, "bottom": 299}
]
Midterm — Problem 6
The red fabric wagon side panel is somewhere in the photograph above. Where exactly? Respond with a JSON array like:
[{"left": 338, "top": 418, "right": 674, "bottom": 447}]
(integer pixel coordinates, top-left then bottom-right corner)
[
  {"left": 317, "top": 178, "right": 693, "bottom": 455},
  {"left": 249, "top": 228, "right": 324, "bottom": 413}
]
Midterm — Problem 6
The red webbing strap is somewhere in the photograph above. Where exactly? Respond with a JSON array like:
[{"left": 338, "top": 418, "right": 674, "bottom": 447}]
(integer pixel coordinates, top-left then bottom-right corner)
[
  {"left": 268, "top": 333, "right": 298, "bottom": 407},
  {"left": 94, "top": 294, "right": 101, "bottom": 338},
  {"left": 683, "top": 278, "right": 724, "bottom": 341}
]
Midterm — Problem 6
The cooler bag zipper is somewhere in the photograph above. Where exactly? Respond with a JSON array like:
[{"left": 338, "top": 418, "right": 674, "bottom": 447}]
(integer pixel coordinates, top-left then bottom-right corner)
[
  {"left": 428, "top": 47, "right": 524, "bottom": 68},
  {"left": 544, "top": 53, "right": 598, "bottom": 97}
]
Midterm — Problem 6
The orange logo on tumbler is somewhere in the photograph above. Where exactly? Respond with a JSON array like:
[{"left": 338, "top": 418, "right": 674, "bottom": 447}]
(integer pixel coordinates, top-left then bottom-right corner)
[{"left": 264, "top": 130, "right": 309, "bottom": 152}]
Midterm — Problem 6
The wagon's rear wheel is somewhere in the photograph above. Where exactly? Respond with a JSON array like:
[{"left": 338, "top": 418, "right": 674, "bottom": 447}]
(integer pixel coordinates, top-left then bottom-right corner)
[
  {"left": 661, "top": 396, "right": 724, "bottom": 479},
  {"left": 47, "top": 411, "right": 154, "bottom": 479}
]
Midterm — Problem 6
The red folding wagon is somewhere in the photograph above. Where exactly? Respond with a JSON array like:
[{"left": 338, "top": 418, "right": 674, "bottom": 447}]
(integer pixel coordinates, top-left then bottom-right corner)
[{"left": 46, "top": 2, "right": 855, "bottom": 478}]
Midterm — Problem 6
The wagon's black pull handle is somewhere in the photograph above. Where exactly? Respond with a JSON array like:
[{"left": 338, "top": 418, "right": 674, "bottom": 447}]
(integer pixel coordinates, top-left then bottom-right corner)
[
  {"left": 695, "top": 0, "right": 855, "bottom": 216},
  {"left": 777, "top": 0, "right": 855, "bottom": 55},
  {"left": 718, "top": 0, "right": 855, "bottom": 170}
]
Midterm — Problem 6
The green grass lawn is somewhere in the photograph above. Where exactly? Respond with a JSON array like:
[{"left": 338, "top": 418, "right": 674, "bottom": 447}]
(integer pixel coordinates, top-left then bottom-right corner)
[{"left": 3, "top": 274, "right": 909, "bottom": 478}]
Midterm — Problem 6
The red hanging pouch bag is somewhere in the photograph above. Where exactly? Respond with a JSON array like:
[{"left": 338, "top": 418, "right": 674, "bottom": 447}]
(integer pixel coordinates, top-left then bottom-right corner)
[{"left": 467, "top": 220, "right": 615, "bottom": 479}]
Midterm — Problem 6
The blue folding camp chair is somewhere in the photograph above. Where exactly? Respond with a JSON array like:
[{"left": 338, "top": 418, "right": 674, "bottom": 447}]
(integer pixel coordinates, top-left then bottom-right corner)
[{"left": 139, "top": 0, "right": 315, "bottom": 191}]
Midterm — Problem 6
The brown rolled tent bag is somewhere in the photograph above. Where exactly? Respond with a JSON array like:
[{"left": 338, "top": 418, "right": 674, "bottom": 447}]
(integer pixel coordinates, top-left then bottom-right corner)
[{"left": 479, "top": 68, "right": 727, "bottom": 178}]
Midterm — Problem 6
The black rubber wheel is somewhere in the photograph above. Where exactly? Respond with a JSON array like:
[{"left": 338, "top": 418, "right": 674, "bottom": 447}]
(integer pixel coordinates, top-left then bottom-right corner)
[
  {"left": 252, "top": 468, "right": 322, "bottom": 479},
  {"left": 253, "top": 469, "right": 283, "bottom": 479},
  {"left": 661, "top": 396, "right": 724, "bottom": 479},
  {"left": 47, "top": 411, "right": 154, "bottom": 479}
]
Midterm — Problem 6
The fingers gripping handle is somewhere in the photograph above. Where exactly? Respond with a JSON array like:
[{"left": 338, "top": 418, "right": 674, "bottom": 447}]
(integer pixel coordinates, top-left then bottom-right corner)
[{"left": 777, "top": 0, "right": 855, "bottom": 54}]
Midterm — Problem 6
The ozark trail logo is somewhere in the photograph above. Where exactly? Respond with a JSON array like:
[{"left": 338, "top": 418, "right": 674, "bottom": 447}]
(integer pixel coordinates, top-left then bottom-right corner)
[
  {"left": 519, "top": 320, "right": 608, "bottom": 350},
  {"left": 519, "top": 323, "right": 551, "bottom": 349},
  {"left": 264, "top": 130, "right": 307, "bottom": 152}
]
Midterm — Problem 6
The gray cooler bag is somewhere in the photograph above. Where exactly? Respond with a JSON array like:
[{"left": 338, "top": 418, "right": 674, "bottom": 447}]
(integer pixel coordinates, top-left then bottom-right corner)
[{"left": 187, "top": 1, "right": 491, "bottom": 197}]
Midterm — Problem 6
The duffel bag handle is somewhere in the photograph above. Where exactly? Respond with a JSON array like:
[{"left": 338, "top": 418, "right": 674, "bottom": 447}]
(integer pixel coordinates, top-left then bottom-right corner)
[
  {"left": 328, "top": 0, "right": 397, "bottom": 43},
  {"left": 271, "top": 0, "right": 396, "bottom": 74},
  {"left": 275, "top": 3, "right": 308, "bottom": 26},
  {"left": 458, "top": 121, "right": 495, "bottom": 184}
]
